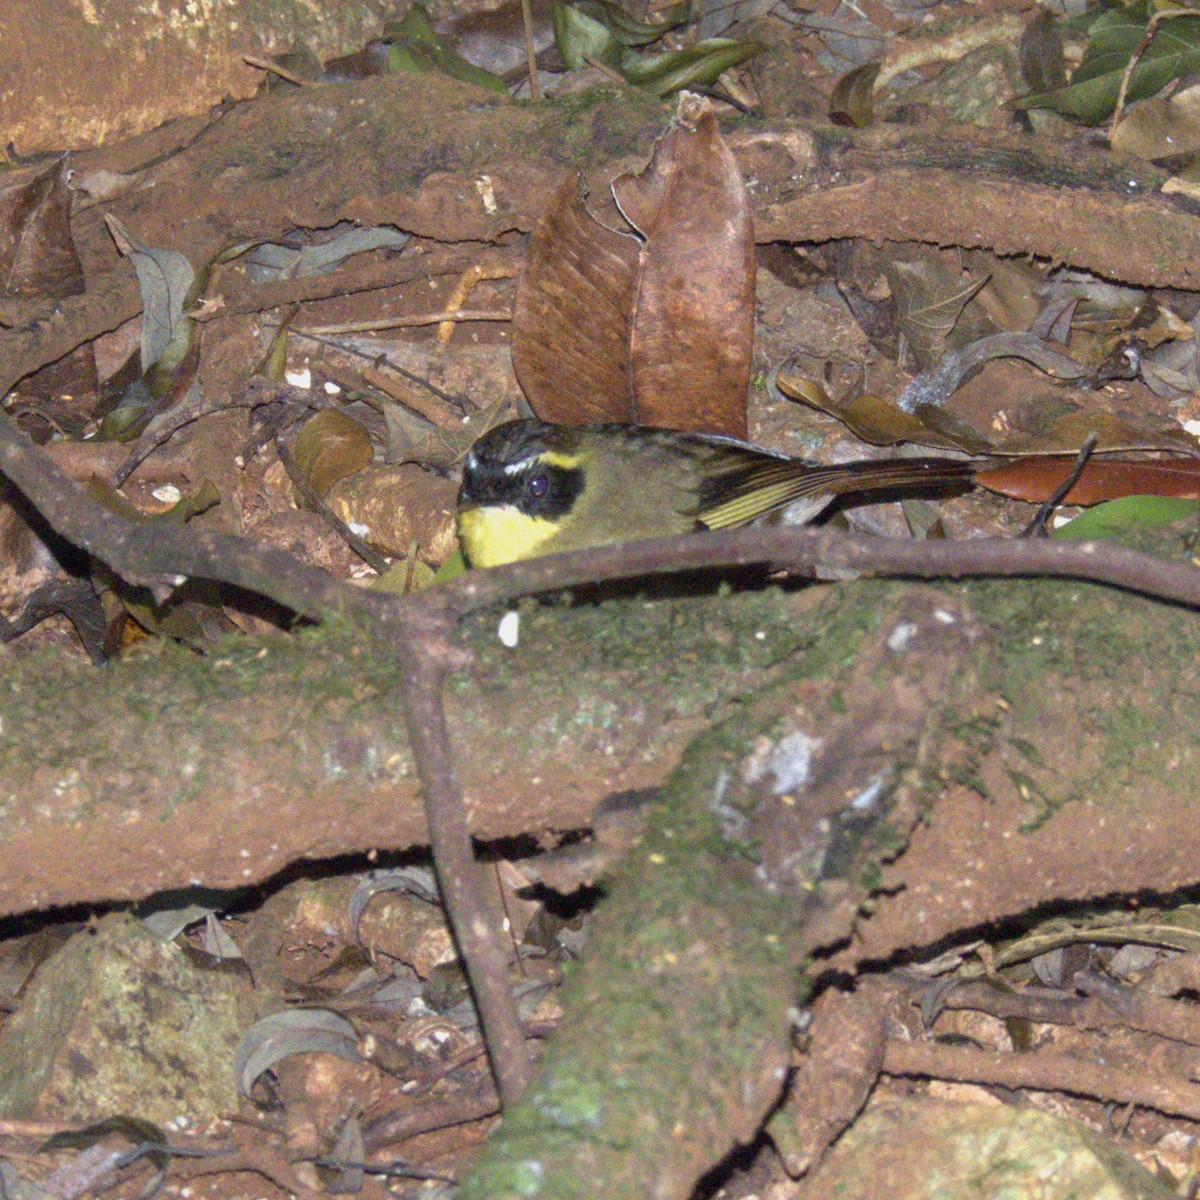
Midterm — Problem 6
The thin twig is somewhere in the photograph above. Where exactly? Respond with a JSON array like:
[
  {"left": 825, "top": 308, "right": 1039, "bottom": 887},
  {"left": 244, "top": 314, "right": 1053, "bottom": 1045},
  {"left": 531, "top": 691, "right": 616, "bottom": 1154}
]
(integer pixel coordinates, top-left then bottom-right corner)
[
  {"left": 582, "top": 54, "right": 627, "bottom": 84},
  {"left": 520, "top": 0, "right": 542, "bottom": 100},
  {"left": 199, "top": 246, "right": 519, "bottom": 322},
  {"left": 884, "top": 1038, "right": 1200, "bottom": 1121},
  {"left": 1111, "top": 6, "right": 1200, "bottom": 136},
  {"left": 395, "top": 618, "right": 533, "bottom": 1106},
  {"left": 288, "top": 333, "right": 469, "bottom": 413},
  {"left": 113, "top": 379, "right": 321, "bottom": 487},
  {"left": 364, "top": 1084, "right": 500, "bottom": 1151},
  {"left": 242, "top": 54, "right": 310, "bottom": 87},
  {"left": 297, "top": 309, "right": 511, "bottom": 336},
  {"left": 1021, "top": 431, "right": 1097, "bottom": 537},
  {"left": 275, "top": 438, "right": 391, "bottom": 575}
]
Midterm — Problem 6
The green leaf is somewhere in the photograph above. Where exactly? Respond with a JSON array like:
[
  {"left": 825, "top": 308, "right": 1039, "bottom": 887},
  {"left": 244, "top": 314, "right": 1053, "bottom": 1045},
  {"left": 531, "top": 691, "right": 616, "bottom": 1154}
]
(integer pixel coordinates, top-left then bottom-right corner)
[
  {"left": 1052, "top": 494, "right": 1200, "bottom": 540},
  {"left": 553, "top": 0, "right": 622, "bottom": 70},
  {"left": 619, "top": 38, "right": 764, "bottom": 96},
  {"left": 573, "top": 0, "right": 691, "bottom": 47},
  {"left": 1021, "top": 6, "right": 1200, "bottom": 125},
  {"left": 829, "top": 60, "right": 880, "bottom": 128},
  {"left": 99, "top": 216, "right": 209, "bottom": 441},
  {"left": 553, "top": 0, "right": 759, "bottom": 94},
  {"left": 383, "top": 3, "right": 508, "bottom": 92}
]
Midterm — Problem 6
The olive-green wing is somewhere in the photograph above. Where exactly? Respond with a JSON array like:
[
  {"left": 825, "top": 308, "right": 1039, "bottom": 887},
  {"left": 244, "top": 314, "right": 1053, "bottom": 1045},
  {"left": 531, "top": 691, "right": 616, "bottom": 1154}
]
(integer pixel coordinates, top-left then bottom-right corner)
[{"left": 695, "top": 454, "right": 976, "bottom": 530}]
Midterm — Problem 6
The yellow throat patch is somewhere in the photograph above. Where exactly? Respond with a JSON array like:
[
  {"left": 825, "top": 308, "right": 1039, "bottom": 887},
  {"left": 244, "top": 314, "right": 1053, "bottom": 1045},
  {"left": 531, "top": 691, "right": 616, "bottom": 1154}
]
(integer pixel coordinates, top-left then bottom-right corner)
[{"left": 457, "top": 505, "right": 559, "bottom": 568}]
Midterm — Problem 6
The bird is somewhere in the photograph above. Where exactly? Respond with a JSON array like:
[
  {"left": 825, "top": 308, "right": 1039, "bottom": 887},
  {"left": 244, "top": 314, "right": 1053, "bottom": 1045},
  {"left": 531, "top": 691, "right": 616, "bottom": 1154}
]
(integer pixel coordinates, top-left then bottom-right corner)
[{"left": 455, "top": 418, "right": 978, "bottom": 568}]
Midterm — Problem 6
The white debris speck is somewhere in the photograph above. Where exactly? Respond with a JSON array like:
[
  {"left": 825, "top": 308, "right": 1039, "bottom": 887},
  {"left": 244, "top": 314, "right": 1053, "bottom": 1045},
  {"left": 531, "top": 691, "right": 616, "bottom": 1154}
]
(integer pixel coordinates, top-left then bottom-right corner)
[
  {"left": 476, "top": 175, "right": 498, "bottom": 215},
  {"left": 151, "top": 484, "right": 181, "bottom": 504},
  {"left": 498, "top": 609, "right": 520, "bottom": 648},
  {"left": 887, "top": 622, "right": 917, "bottom": 652},
  {"left": 850, "top": 773, "right": 886, "bottom": 810},
  {"left": 285, "top": 368, "right": 311, "bottom": 389},
  {"left": 743, "top": 729, "right": 821, "bottom": 795}
]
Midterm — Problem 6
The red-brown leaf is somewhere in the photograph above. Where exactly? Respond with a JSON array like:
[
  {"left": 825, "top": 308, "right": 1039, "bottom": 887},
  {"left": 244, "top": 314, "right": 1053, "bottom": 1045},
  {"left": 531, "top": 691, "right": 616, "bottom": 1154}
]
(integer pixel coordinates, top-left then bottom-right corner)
[
  {"left": 612, "top": 93, "right": 753, "bottom": 438},
  {"left": 976, "top": 457, "right": 1200, "bottom": 505},
  {"left": 511, "top": 174, "right": 640, "bottom": 424}
]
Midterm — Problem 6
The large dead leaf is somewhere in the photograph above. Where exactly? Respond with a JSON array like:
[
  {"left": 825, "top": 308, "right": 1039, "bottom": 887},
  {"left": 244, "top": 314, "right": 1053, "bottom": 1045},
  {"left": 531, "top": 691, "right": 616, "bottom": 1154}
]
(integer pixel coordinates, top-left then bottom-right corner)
[
  {"left": 0, "top": 159, "right": 96, "bottom": 435},
  {"left": 1111, "top": 80, "right": 1200, "bottom": 160},
  {"left": 512, "top": 94, "right": 753, "bottom": 437},
  {"left": 0, "top": 159, "right": 82, "bottom": 299},
  {"left": 511, "top": 176, "right": 640, "bottom": 424},
  {"left": 612, "top": 93, "right": 753, "bottom": 437}
]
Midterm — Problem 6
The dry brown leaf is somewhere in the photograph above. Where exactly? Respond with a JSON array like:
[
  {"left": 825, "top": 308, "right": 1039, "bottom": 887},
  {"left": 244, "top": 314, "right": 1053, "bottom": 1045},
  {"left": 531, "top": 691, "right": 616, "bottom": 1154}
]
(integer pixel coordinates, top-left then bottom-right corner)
[
  {"left": 994, "top": 410, "right": 1200, "bottom": 457},
  {"left": 511, "top": 174, "right": 640, "bottom": 424},
  {"left": 976, "top": 456, "right": 1200, "bottom": 505},
  {"left": 291, "top": 409, "right": 375, "bottom": 501},
  {"left": 512, "top": 94, "right": 753, "bottom": 436},
  {"left": 326, "top": 464, "right": 458, "bottom": 562},
  {"left": 776, "top": 372, "right": 993, "bottom": 454},
  {"left": 612, "top": 93, "right": 753, "bottom": 437}
]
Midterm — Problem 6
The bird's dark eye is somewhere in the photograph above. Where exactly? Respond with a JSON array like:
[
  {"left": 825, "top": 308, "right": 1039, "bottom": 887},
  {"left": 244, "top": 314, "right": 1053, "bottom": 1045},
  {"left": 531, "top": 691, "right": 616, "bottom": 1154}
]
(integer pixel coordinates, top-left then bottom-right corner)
[{"left": 527, "top": 471, "right": 550, "bottom": 499}]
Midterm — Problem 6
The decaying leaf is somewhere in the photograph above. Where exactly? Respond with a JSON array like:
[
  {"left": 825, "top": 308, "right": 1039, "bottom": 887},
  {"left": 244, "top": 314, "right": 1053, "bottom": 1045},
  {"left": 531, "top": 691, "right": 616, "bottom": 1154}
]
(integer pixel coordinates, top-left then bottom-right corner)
[
  {"left": 291, "top": 409, "right": 375, "bottom": 502},
  {"left": 829, "top": 61, "right": 880, "bottom": 128},
  {"left": 231, "top": 224, "right": 410, "bottom": 283},
  {"left": 0, "top": 158, "right": 82, "bottom": 299},
  {"left": 1018, "top": 6, "right": 1066, "bottom": 95},
  {"left": 1111, "top": 79, "right": 1200, "bottom": 160},
  {"left": 104, "top": 215, "right": 197, "bottom": 378},
  {"left": 234, "top": 1009, "right": 362, "bottom": 1100},
  {"left": 511, "top": 177, "right": 640, "bottom": 424},
  {"left": 896, "top": 331, "right": 1094, "bottom": 413},
  {"left": 0, "top": 158, "right": 96, "bottom": 434},
  {"left": 383, "top": 395, "right": 509, "bottom": 468},
  {"left": 886, "top": 260, "right": 993, "bottom": 370},
  {"left": 100, "top": 216, "right": 204, "bottom": 441},
  {"left": 612, "top": 93, "right": 754, "bottom": 435},
  {"left": 777, "top": 367, "right": 1200, "bottom": 460},
  {"left": 993, "top": 409, "right": 1200, "bottom": 457},
  {"left": 41, "top": 1115, "right": 171, "bottom": 1200},
  {"left": 514, "top": 95, "right": 753, "bottom": 436},
  {"left": 434, "top": 0, "right": 557, "bottom": 77},
  {"left": 774, "top": 370, "right": 993, "bottom": 455}
]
